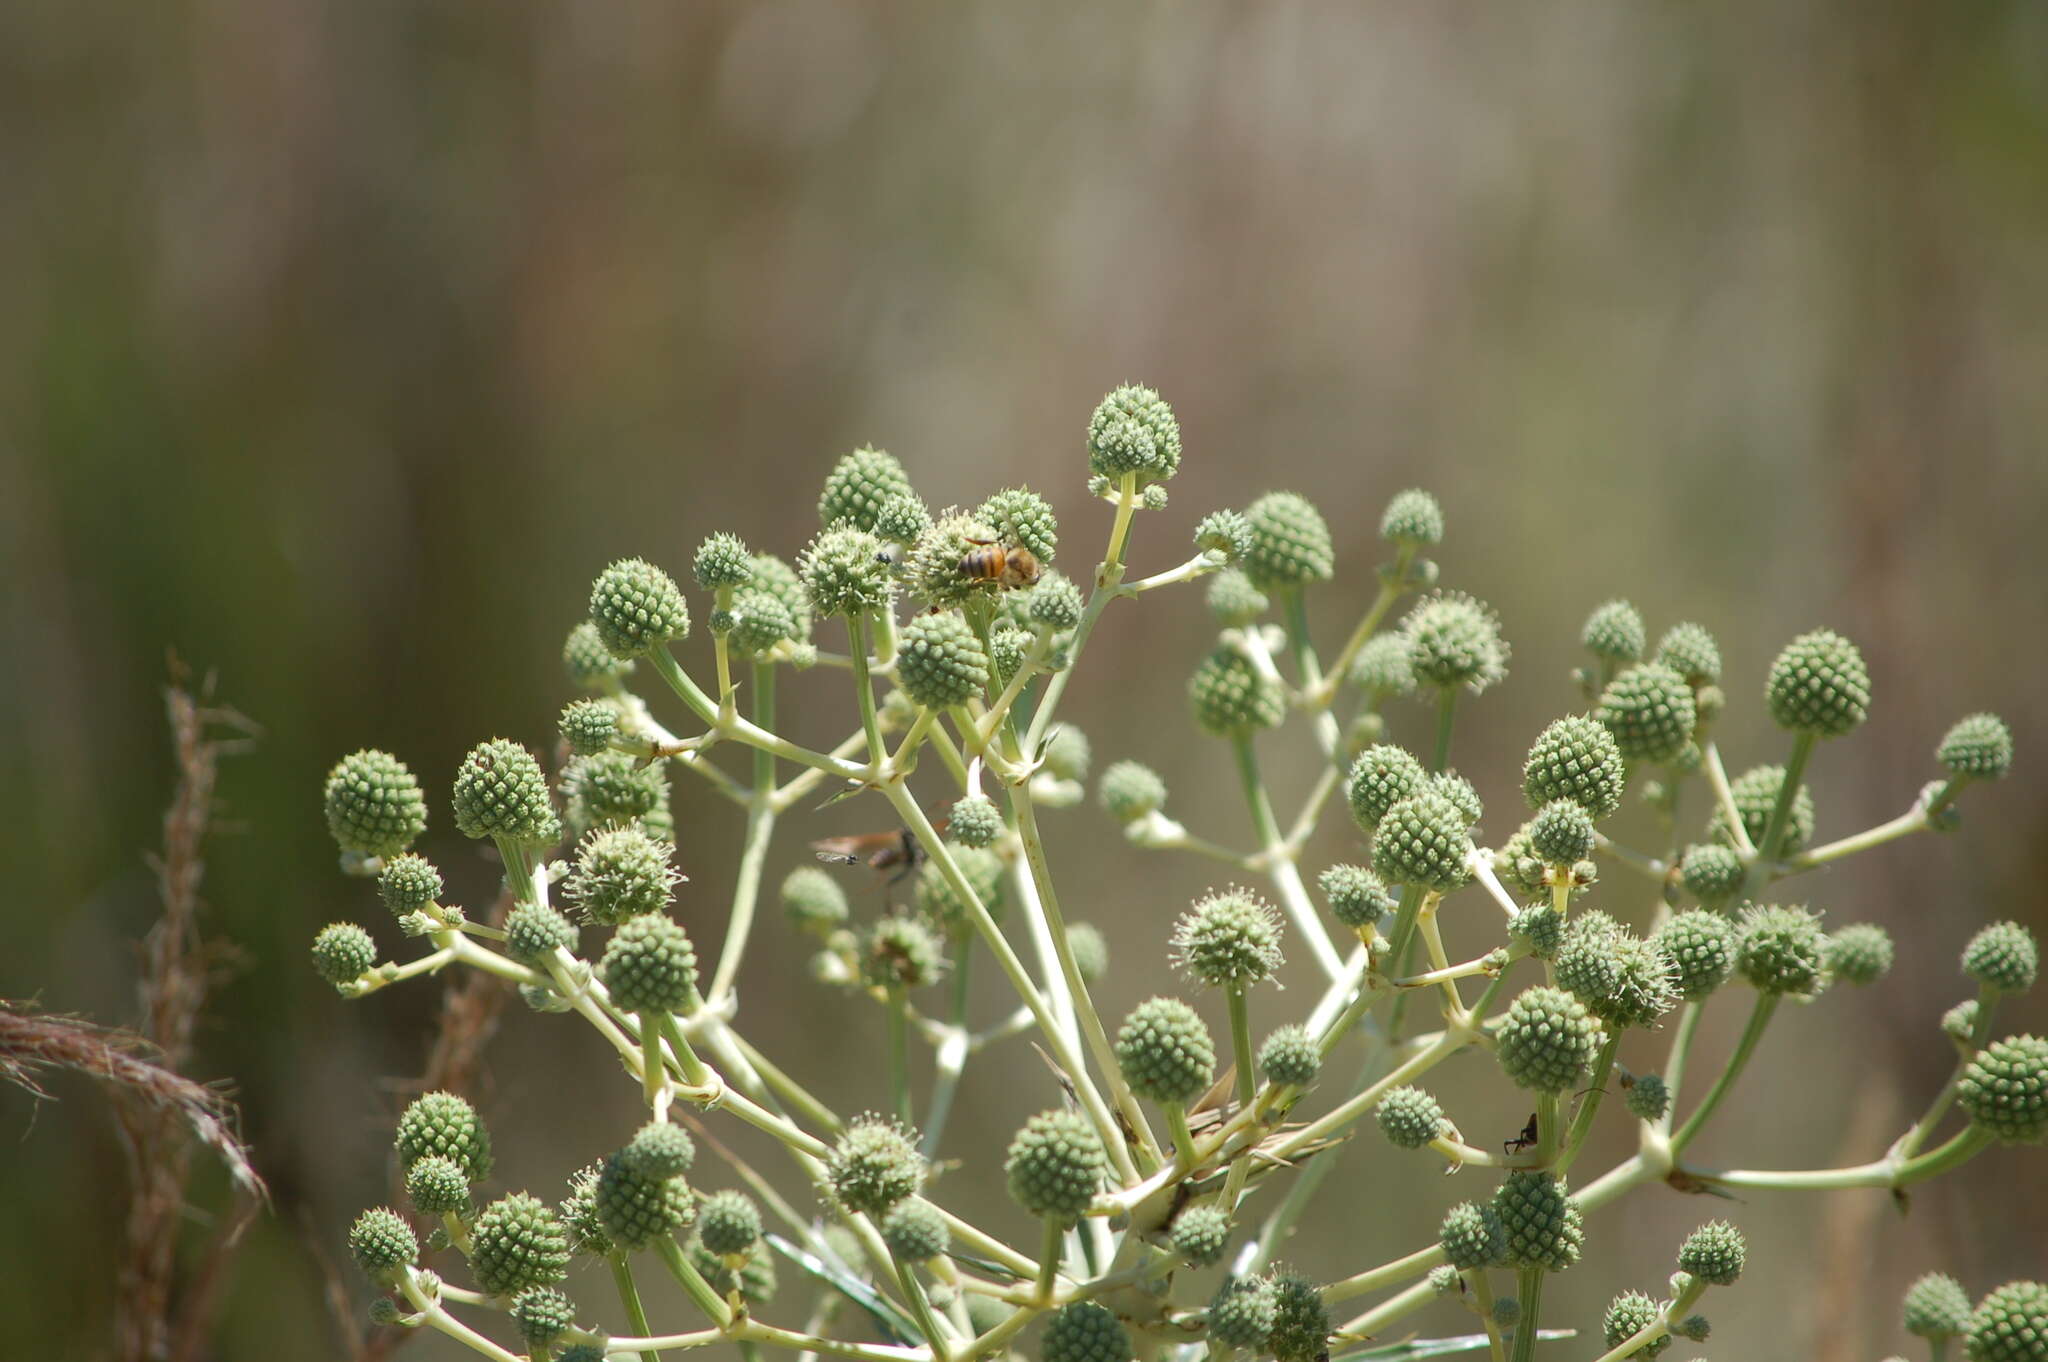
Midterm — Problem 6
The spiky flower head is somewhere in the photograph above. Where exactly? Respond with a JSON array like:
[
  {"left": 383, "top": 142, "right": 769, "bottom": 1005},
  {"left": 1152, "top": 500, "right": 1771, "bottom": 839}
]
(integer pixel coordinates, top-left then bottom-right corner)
[
  {"left": 696, "top": 1189, "right": 762, "bottom": 1258},
  {"left": 1189, "top": 643, "right": 1285, "bottom": 737},
  {"left": 471, "top": 1192, "right": 570, "bottom": 1297},
  {"left": 374, "top": 853, "right": 443, "bottom": 916},
  {"left": 1966, "top": 1280, "right": 2048, "bottom": 1361},
  {"left": 590, "top": 558, "right": 690, "bottom": 659},
  {"left": 987, "top": 621, "right": 1031, "bottom": 688},
  {"left": 1372, "top": 791, "right": 1474, "bottom": 892},
  {"left": 1349, "top": 632, "right": 1417, "bottom": 699},
  {"left": 511, "top": 1287, "right": 577, "bottom": 1349},
  {"left": 312, "top": 923, "right": 376, "bottom": 989},
  {"left": 1267, "top": 1272, "right": 1330, "bottom": 1362},
  {"left": 1319, "top": 863, "right": 1393, "bottom": 931},
  {"left": 867, "top": 492, "right": 932, "bottom": 548},
  {"left": 1766, "top": 629, "right": 1871, "bottom": 738},
  {"left": 914, "top": 844, "right": 1005, "bottom": 928},
  {"left": 1170, "top": 1205, "right": 1232, "bottom": 1267},
  {"left": 505, "top": 904, "right": 577, "bottom": 965},
  {"left": 1439, "top": 1202, "right": 1508, "bottom": 1271},
  {"left": 1712, "top": 763, "right": 1815, "bottom": 853},
  {"left": 1656, "top": 622, "right": 1722, "bottom": 686},
  {"left": 907, "top": 511, "right": 1014, "bottom": 610},
  {"left": 1030, "top": 572, "right": 1085, "bottom": 630},
  {"left": 1493, "top": 1171, "right": 1584, "bottom": 1272},
  {"left": 1260, "top": 1024, "right": 1320, "bottom": 1087},
  {"left": 1523, "top": 716, "right": 1626, "bottom": 820},
  {"left": 800, "top": 524, "right": 895, "bottom": 618},
  {"left": 1240, "top": 491, "right": 1334, "bottom": 590},
  {"left": 558, "top": 699, "right": 620, "bottom": 758},
  {"left": 1088, "top": 384, "right": 1182, "bottom": 487},
  {"left": 1556, "top": 922, "right": 1676, "bottom": 1030},
  {"left": 1597, "top": 663, "right": 1697, "bottom": 764},
  {"left": 1403, "top": 591, "right": 1509, "bottom": 694},
  {"left": 1193, "top": 508, "right": 1252, "bottom": 561},
  {"left": 1944, "top": 1000, "right": 1983, "bottom": 1046},
  {"left": 872, "top": 1196, "right": 949, "bottom": 1262},
  {"left": 977, "top": 487, "right": 1059, "bottom": 565},
  {"left": 564, "top": 619, "right": 635, "bottom": 690},
  {"left": 1625, "top": 1073, "right": 1670, "bottom": 1122},
  {"left": 562, "top": 750, "right": 666, "bottom": 832},
  {"left": 1376, "top": 1086, "right": 1447, "bottom": 1149},
  {"left": 1736, "top": 904, "right": 1830, "bottom": 996},
  {"left": 1958, "top": 1035, "right": 2048, "bottom": 1144},
  {"left": 323, "top": 750, "right": 429, "bottom": 859},
  {"left": 406, "top": 1154, "right": 471, "bottom": 1215},
  {"left": 451, "top": 740, "right": 561, "bottom": 846},
  {"left": 749, "top": 554, "right": 813, "bottom": 643},
  {"left": 1496, "top": 986, "right": 1604, "bottom": 1093},
  {"left": 348, "top": 1208, "right": 417, "bottom": 1283},
  {"left": 1116, "top": 997, "right": 1216, "bottom": 1106},
  {"left": 1496, "top": 825, "right": 1547, "bottom": 898},
  {"left": 1603, "top": 1292, "right": 1669, "bottom": 1358},
  {"left": 565, "top": 826, "right": 679, "bottom": 926},
  {"left": 1939, "top": 713, "right": 2014, "bottom": 781},
  {"left": 1678, "top": 1220, "right": 1746, "bottom": 1285},
  {"left": 1510, "top": 904, "right": 1566, "bottom": 959},
  {"left": 726, "top": 586, "right": 800, "bottom": 656},
  {"left": 1206, "top": 568, "right": 1270, "bottom": 626},
  {"left": 622, "top": 1120, "right": 697, "bottom": 1180},
  {"left": 396, "top": 1092, "right": 493, "bottom": 1182},
  {"left": 1100, "top": 761, "right": 1167, "bottom": 823},
  {"left": 1346, "top": 744, "right": 1427, "bottom": 831},
  {"left": 598, "top": 913, "right": 699, "bottom": 1013},
  {"left": 897, "top": 613, "right": 990, "bottom": 710},
  {"left": 1904, "top": 1273, "right": 1973, "bottom": 1339},
  {"left": 948, "top": 795, "right": 1004, "bottom": 850},
  {"left": 693, "top": 532, "right": 754, "bottom": 593},
  {"left": 1529, "top": 799, "right": 1595, "bottom": 866},
  {"left": 1379, "top": 488, "right": 1444, "bottom": 548},
  {"left": 1173, "top": 888, "right": 1285, "bottom": 989},
  {"left": 1005, "top": 1109, "right": 1105, "bottom": 1223},
  {"left": 820, "top": 445, "right": 917, "bottom": 533},
  {"left": 1678, "top": 843, "right": 1744, "bottom": 906},
  {"left": 1045, "top": 726, "right": 1091, "bottom": 782},
  {"left": 1655, "top": 911, "right": 1738, "bottom": 1001},
  {"left": 595, "top": 1152, "right": 693, "bottom": 1249},
  {"left": 1041, "top": 1302, "right": 1129, "bottom": 1362},
  {"left": 1067, "top": 923, "right": 1110, "bottom": 981},
  {"left": 1826, "top": 923, "right": 1895, "bottom": 987},
  {"left": 1431, "top": 772, "right": 1483, "bottom": 826},
  {"left": 829, "top": 1116, "right": 926, "bottom": 1215},
  {"left": 860, "top": 913, "right": 947, "bottom": 991},
  {"left": 1581, "top": 600, "right": 1645, "bottom": 663},
  {"left": 1963, "top": 922, "right": 2039, "bottom": 995},
  {"left": 1209, "top": 1277, "right": 1278, "bottom": 1349}
]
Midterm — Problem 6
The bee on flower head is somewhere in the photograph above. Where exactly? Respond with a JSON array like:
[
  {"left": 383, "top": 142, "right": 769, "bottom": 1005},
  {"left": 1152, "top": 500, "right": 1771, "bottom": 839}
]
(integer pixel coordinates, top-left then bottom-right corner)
[{"left": 957, "top": 538, "right": 1042, "bottom": 590}]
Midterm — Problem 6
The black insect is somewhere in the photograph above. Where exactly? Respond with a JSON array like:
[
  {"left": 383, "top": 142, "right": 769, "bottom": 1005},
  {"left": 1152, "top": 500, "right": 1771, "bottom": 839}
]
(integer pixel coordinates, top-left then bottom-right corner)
[{"left": 1504, "top": 1112, "right": 1539, "bottom": 1156}]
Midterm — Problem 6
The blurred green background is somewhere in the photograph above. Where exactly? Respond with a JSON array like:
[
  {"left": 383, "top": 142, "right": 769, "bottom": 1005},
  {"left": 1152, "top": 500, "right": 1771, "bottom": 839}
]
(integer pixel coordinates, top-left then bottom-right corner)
[{"left": 4, "top": 2, "right": 2046, "bottom": 1359}]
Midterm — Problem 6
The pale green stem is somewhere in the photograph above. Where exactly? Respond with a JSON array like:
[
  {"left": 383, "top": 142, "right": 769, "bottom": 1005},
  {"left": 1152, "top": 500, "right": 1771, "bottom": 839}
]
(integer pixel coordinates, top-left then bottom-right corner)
[
  {"left": 1509, "top": 1267, "right": 1545, "bottom": 1362},
  {"left": 1532, "top": 1091, "right": 1564, "bottom": 1167},
  {"left": 1230, "top": 732, "right": 1344, "bottom": 978},
  {"left": 708, "top": 663, "right": 778, "bottom": 1004},
  {"left": 395, "top": 1270, "right": 523, "bottom": 1362},
  {"left": 611, "top": 1255, "right": 664, "bottom": 1362},
  {"left": 1748, "top": 731, "right": 1816, "bottom": 886},
  {"left": 1164, "top": 1103, "right": 1200, "bottom": 1168},
  {"left": 848, "top": 615, "right": 886, "bottom": 770},
  {"left": 1594, "top": 835, "right": 1666, "bottom": 881},
  {"left": 919, "top": 951, "right": 974, "bottom": 1158},
  {"left": 1431, "top": 689, "right": 1458, "bottom": 773},
  {"left": 1466, "top": 1268, "right": 1507, "bottom": 1362},
  {"left": 656, "top": 1235, "right": 736, "bottom": 1327},
  {"left": 1034, "top": 1220, "right": 1065, "bottom": 1302},
  {"left": 347, "top": 945, "right": 458, "bottom": 995},
  {"left": 1321, "top": 1243, "right": 1444, "bottom": 1302},
  {"left": 1894, "top": 985, "right": 1996, "bottom": 1158},
  {"left": 1700, "top": 741, "right": 1753, "bottom": 857},
  {"left": 657, "top": 1012, "right": 713, "bottom": 1089},
  {"left": 1304, "top": 564, "right": 1410, "bottom": 712},
  {"left": 889, "top": 1255, "right": 951, "bottom": 1354},
  {"left": 1659, "top": 1002, "right": 1704, "bottom": 1121},
  {"left": 649, "top": 648, "right": 864, "bottom": 780},
  {"left": 1555, "top": 1035, "right": 1621, "bottom": 1175},
  {"left": 640, "top": 1010, "right": 669, "bottom": 1111},
  {"left": 1022, "top": 474, "right": 1136, "bottom": 756},
  {"left": 1783, "top": 803, "right": 1931, "bottom": 874},
  {"left": 887, "top": 987, "right": 913, "bottom": 1126},
  {"left": 1671, "top": 992, "right": 1779, "bottom": 1152},
  {"left": 1691, "top": 1124, "right": 1992, "bottom": 1192}
]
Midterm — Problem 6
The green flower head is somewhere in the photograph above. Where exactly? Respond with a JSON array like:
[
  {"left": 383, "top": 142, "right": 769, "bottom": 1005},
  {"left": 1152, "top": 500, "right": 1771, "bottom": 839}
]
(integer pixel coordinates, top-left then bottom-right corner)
[
  {"left": 1087, "top": 384, "right": 1182, "bottom": 487},
  {"left": 1173, "top": 887, "right": 1285, "bottom": 989},
  {"left": 1242, "top": 491, "right": 1335, "bottom": 590},
  {"left": 820, "top": 445, "right": 918, "bottom": 533},
  {"left": 323, "top": 749, "right": 429, "bottom": 859},
  {"left": 590, "top": 558, "right": 691, "bottom": 658},
  {"left": 1403, "top": 592, "right": 1509, "bottom": 695},
  {"left": 1581, "top": 599, "right": 1645, "bottom": 663}
]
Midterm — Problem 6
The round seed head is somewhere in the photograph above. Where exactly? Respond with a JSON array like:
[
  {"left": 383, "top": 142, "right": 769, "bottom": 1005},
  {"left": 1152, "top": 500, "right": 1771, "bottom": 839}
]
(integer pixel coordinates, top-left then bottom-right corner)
[
  {"left": 1440, "top": 1201, "right": 1508, "bottom": 1271},
  {"left": 697, "top": 1189, "right": 762, "bottom": 1257},
  {"left": 505, "top": 904, "right": 576, "bottom": 965},
  {"left": 1194, "top": 508, "right": 1252, "bottom": 561},
  {"left": 1376, "top": 1086, "right": 1447, "bottom": 1149},
  {"left": 1173, "top": 888, "right": 1285, "bottom": 989},
  {"left": 1598, "top": 664, "right": 1698, "bottom": 767},
  {"left": 1496, "top": 986, "right": 1604, "bottom": 1093},
  {"left": 1678, "top": 843, "right": 1744, "bottom": 906},
  {"left": 1349, "top": 632, "right": 1417, "bottom": 699},
  {"left": 1116, "top": 997, "right": 1216, "bottom": 1105},
  {"left": 1380, "top": 489, "right": 1444, "bottom": 548},
  {"left": 1736, "top": 904, "right": 1829, "bottom": 996},
  {"left": 590, "top": 558, "right": 690, "bottom": 658},
  {"left": 595, "top": 1152, "right": 693, "bottom": 1249},
  {"left": 1957, "top": 1035, "right": 2048, "bottom": 1144},
  {"left": 598, "top": 913, "right": 699, "bottom": 1013},
  {"left": 564, "top": 620, "right": 635, "bottom": 689},
  {"left": 978, "top": 487, "right": 1059, "bottom": 566},
  {"left": 1581, "top": 600, "right": 1645, "bottom": 663},
  {"left": 879, "top": 1197, "right": 950, "bottom": 1262},
  {"left": 1209, "top": 1277, "right": 1278, "bottom": 1350},
  {"left": 511, "top": 1287, "right": 577, "bottom": 1348},
  {"left": 914, "top": 844, "right": 1005, "bottom": 928},
  {"left": 1939, "top": 713, "right": 2014, "bottom": 781},
  {"left": 396, "top": 1092, "right": 493, "bottom": 1182},
  {"left": 1045, "top": 726, "right": 1091, "bottom": 782},
  {"left": 1625, "top": 1073, "right": 1670, "bottom": 1122},
  {"left": 1963, "top": 922, "right": 2039, "bottom": 994},
  {"left": 898, "top": 612, "right": 990, "bottom": 710},
  {"left": 1206, "top": 568, "right": 1270, "bottom": 626},
  {"left": 376, "top": 852, "right": 444, "bottom": 915},
  {"left": 1826, "top": 923, "right": 1895, "bottom": 987},
  {"left": 1655, "top": 911, "right": 1738, "bottom": 1001},
  {"left": 471, "top": 1192, "right": 570, "bottom": 1297},
  {"left": 1492, "top": 1299, "right": 1522, "bottom": 1328},
  {"left": 1967, "top": 1281, "right": 2048, "bottom": 1361},
  {"left": 1030, "top": 572, "right": 1085, "bottom": 630},
  {"left": 1529, "top": 800, "right": 1595, "bottom": 866},
  {"left": 1678, "top": 1220, "right": 1745, "bottom": 1285},
  {"left": 348, "top": 1208, "right": 417, "bottom": 1283},
  {"left": 406, "top": 1154, "right": 471, "bottom": 1215},
  {"left": 1492, "top": 1171, "right": 1585, "bottom": 1272},
  {"left": 1402, "top": 591, "right": 1509, "bottom": 695},
  {"left": 558, "top": 699, "right": 620, "bottom": 757},
  {"left": 1241, "top": 491, "right": 1335, "bottom": 589},
  {"left": 1259, "top": 1024, "right": 1320, "bottom": 1088},
  {"left": 1100, "top": 761, "right": 1167, "bottom": 823},
  {"left": 1905, "top": 1273, "right": 1973, "bottom": 1339},
  {"left": 1067, "top": 923, "right": 1110, "bottom": 982},
  {"left": 324, "top": 750, "right": 429, "bottom": 859},
  {"left": 622, "top": 1120, "right": 697, "bottom": 1179},
  {"left": 1767, "top": 629, "right": 1872, "bottom": 737},
  {"left": 820, "top": 446, "right": 917, "bottom": 533},
  {"left": 1267, "top": 1272, "right": 1329, "bottom": 1362},
  {"left": 987, "top": 621, "right": 1031, "bottom": 688},
  {"left": 1346, "top": 744, "right": 1427, "bottom": 831},
  {"left": 1712, "top": 764, "right": 1815, "bottom": 853},
  {"left": 451, "top": 740, "right": 561, "bottom": 846},
  {"left": 312, "top": 923, "right": 376, "bottom": 988},
  {"left": 1655, "top": 622, "right": 1722, "bottom": 686},
  {"left": 726, "top": 586, "right": 799, "bottom": 656},
  {"left": 860, "top": 913, "right": 947, "bottom": 991},
  {"left": 800, "top": 525, "right": 896, "bottom": 618},
  {"left": 1496, "top": 825, "right": 1547, "bottom": 898},
  {"left": 565, "top": 827, "right": 679, "bottom": 925},
  {"left": 1604, "top": 1292, "right": 1669, "bottom": 1357},
  {"left": 1005, "top": 1109, "right": 1105, "bottom": 1223},
  {"left": 1319, "top": 863, "right": 1393, "bottom": 931},
  {"left": 1088, "top": 384, "right": 1182, "bottom": 486},
  {"left": 1675, "top": 1315, "right": 1710, "bottom": 1342},
  {"left": 1189, "top": 644, "right": 1285, "bottom": 737},
  {"left": 1170, "top": 1205, "right": 1232, "bottom": 1267},
  {"left": 1523, "top": 717, "right": 1626, "bottom": 820},
  {"left": 1372, "top": 791, "right": 1474, "bottom": 892},
  {"left": 778, "top": 867, "right": 849, "bottom": 936},
  {"left": 1043, "top": 1302, "right": 1130, "bottom": 1362},
  {"left": 829, "top": 1116, "right": 926, "bottom": 1215}
]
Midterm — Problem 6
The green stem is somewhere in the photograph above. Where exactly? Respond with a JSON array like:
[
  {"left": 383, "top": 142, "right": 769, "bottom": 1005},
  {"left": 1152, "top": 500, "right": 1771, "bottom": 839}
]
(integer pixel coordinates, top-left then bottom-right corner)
[
  {"left": 1510, "top": 1267, "right": 1544, "bottom": 1362},
  {"left": 1532, "top": 1092, "right": 1563, "bottom": 1167},
  {"left": 1671, "top": 992, "right": 1780, "bottom": 1152},
  {"left": 1230, "top": 732, "right": 1344, "bottom": 978},
  {"left": 1431, "top": 689, "right": 1458, "bottom": 773},
  {"left": 1895, "top": 986, "right": 1996, "bottom": 1158},
  {"left": 1783, "top": 804, "right": 1931, "bottom": 874},
  {"left": 1659, "top": 1001, "right": 1703, "bottom": 1119},
  {"left": 1226, "top": 987, "right": 1257, "bottom": 1112},
  {"left": 848, "top": 615, "right": 886, "bottom": 770},
  {"left": 1700, "top": 741, "right": 1753, "bottom": 857},
  {"left": 1556, "top": 1035, "right": 1620, "bottom": 1175},
  {"left": 1691, "top": 1124, "right": 1992, "bottom": 1191},
  {"left": 1321, "top": 1243, "right": 1445, "bottom": 1302},
  {"left": 708, "top": 665, "right": 778, "bottom": 1005},
  {"left": 1164, "top": 1103, "right": 1199, "bottom": 1168},
  {"left": 1034, "top": 1219, "right": 1065, "bottom": 1302},
  {"left": 886, "top": 987, "right": 914, "bottom": 1126},
  {"left": 1022, "top": 475, "right": 1136, "bottom": 756},
  {"left": 640, "top": 1011, "right": 668, "bottom": 1111},
  {"left": 1748, "top": 731, "right": 1816, "bottom": 887},
  {"left": 919, "top": 950, "right": 974, "bottom": 1158},
  {"left": 1305, "top": 563, "right": 1410, "bottom": 712},
  {"left": 610, "top": 1256, "right": 663, "bottom": 1362},
  {"left": 655, "top": 1235, "right": 735, "bottom": 1327}
]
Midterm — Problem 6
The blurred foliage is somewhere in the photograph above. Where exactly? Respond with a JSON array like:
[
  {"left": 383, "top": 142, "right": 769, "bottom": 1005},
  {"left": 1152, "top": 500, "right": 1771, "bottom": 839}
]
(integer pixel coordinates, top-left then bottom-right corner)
[{"left": 1, "top": 2, "right": 2044, "bottom": 1359}]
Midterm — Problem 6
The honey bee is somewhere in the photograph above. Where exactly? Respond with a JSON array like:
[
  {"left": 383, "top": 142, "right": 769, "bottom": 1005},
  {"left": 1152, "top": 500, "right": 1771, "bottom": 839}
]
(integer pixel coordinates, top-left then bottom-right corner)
[
  {"left": 811, "top": 819, "right": 949, "bottom": 885},
  {"left": 958, "top": 539, "right": 1042, "bottom": 589}
]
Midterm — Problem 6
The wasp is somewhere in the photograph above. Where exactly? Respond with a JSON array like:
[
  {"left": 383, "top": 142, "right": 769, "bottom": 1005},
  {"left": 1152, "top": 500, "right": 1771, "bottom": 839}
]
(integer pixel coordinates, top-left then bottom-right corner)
[
  {"left": 958, "top": 539, "right": 1042, "bottom": 589},
  {"left": 1504, "top": 1112, "right": 1539, "bottom": 1156},
  {"left": 811, "top": 820, "right": 948, "bottom": 885}
]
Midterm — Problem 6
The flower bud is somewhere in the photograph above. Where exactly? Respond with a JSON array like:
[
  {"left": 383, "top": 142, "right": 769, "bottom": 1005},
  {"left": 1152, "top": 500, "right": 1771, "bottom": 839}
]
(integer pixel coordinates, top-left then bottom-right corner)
[
  {"left": 1766, "top": 628, "right": 1871, "bottom": 738},
  {"left": 1259, "top": 1024, "right": 1320, "bottom": 1088},
  {"left": 1677, "top": 1220, "right": 1745, "bottom": 1285},
  {"left": 1116, "top": 997, "right": 1215, "bottom": 1105},
  {"left": 1242, "top": 492, "right": 1335, "bottom": 590},
  {"left": 1346, "top": 744, "right": 1427, "bottom": 831},
  {"left": 1043, "top": 1302, "right": 1129, "bottom": 1362},
  {"left": 323, "top": 750, "right": 429, "bottom": 859},
  {"left": 1712, "top": 764, "right": 1815, "bottom": 853},
  {"left": 471, "top": 1192, "right": 571, "bottom": 1296},
  {"left": 511, "top": 1287, "right": 577, "bottom": 1349},
  {"left": 595, "top": 1152, "right": 693, "bottom": 1249},
  {"left": 505, "top": 904, "right": 577, "bottom": 964},
  {"left": 1005, "top": 1109, "right": 1104, "bottom": 1223},
  {"left": 348, "top": 1208, "right": 418, "bottom": 1283},
  {"left": 1030, "top": 572, "right": 1085, "bottom": 630},
  {"left": 1349, "top": 633, "right": 1416, "bottom": 699},
  {"left": 1318, "top": 863, "right": 1393, "bottom": 931},
  {"left": 1170, "top": 1205, "right": 1231, "bottom": 1267},
  {"left": 598, "top": 913, "right": 699, "bottom": 1013},
  {"left": 1826, "top": 923, "right": 1894, "bottom": 986},
  {"left": 697, "top": 1188, "right": 762, "bottom": 1257},
  {"left": 591, "top": 558, "right": 690, "bottom": 658},
  {"left": 1655, "top": 622, "right": 1722, "bottom": 687},
  {"left": 1045, "top": 726, "right": 1091, "bottom": 782},
  {"left": 406, "top": 1155, "right": 470, "bottom": 1215},
  {"left": 1581, "top": 600, "right": 1645, "bottom": 664},
  {"left": 1267, "top": 1272, "right": 1329, "bottom": 1362},
  {"left": 312, "top": 923, "right": 376, "bottom": 989},
  {"left": 1529, "top": 799, "right": 1595, "bottom": 866},
  {"left": 1903, "top": 1272, "right": 1972, "bottom": 1339},
  {"left": 1087, "top": 385, "right": 1181, "bottom": 487},
  {"left": 1208, "top": 1277, "right": 1277, "bottom": 1349},
  {"left": 1100, "top": 761, "right": 1167, "bottom": 823},
  {"left": 452, "top": 740, "right": 561, "bottom": 847},
  {"left": 1625, "top": 1073, "right": 1670, "bottom": 1122},
  {"left": 1376, "top": 1086, "right": 1446, "bottom": 1149},
  {"left": 1655, "top": 911, "right": 1737, "bottom": 1001},
  {"left": 1206, "top": 568, "right": 1270, "bottom": 626},
  {"left": 860, "top": 913, "right": 947, "bottom": 991},
  {"left": 396, "top": 1092, "right": 493, "bottom": 1182},
  {"left": 1602, "top": 1292, "right": 1666, "bottom": 1357},
  {"left": 1380, "top": 489, "right": 1444, "bottom": 548},
  {"left": 693, "top": 533, "right": 754, "bottom": 592},
  {"left": 1067, "top": 923, "right": 1110, "bottom": 982},
  {"left": 898, "top": 612, "right": 990, "bottom": 710},
  {"left": 820, "top": 446, "right": 918, "bottom": 533},
  {"left": 829, "top": 1116, "right": 926, "bottom": 1214},
  {"left": 1403, "top": 592, "right": 1509, "bottom": 694},
  {"left": 1677, "top": 843, "right": 1743, "bottom": 906},
  {"left": 1440, "top": 1201, "right": 1508, "bottom": 1270},
  {"left": 1965, "top": 1280, "right": 2048, "bottom": 1362},
  {"left": 1497, "top": 987, "right": 1603, "bottom": 1093},
  {"left": 566, "top": 827, "right": 679, "bottom": 925},
  {"left": 1189, "top": 644, "right": 1285, "bottom": 737},
  {"left": 1372, "top": 792, "right": 1473, "bottom": 892},
  {"left": 564, "top": 621, "right": 635, "bottom": 689},
  {"left": 1193, "top": 509, "right": 1252, "bottom": 561},
  {"left": 879, "top": 1197, "right": 950, "bottom": 1262},
  {"left": 1492, "top": 1171, "right": 1584, "bottom": 1272},
  {"left": 978, "top": 487, "right": 1059, "bottom": 566},
  {"left": 1963, "top": 922, "right": 2039, "bottom": 994},
  {"left": 801, "top": 525, "right": 896, "bottom": 618},
  {"left": 1957, "top": 1035, "right": 2048, "bottom": 1143},
  {"left": 1736, "top": 904, "right": 1829, "bottom": 996},
  {"left": 622, "top": 1120, "right": 697, "bottom": 1179},
  {"left": 1597, "top": 663, "right": 1697, "bottom": 764},
  {"left": 558, "top": 699, "right": 620, "bottom": 757},
  {"left": 1523, "top": 717, "right": 1626, "bottom": 820},
  {"left": 914, "top": 844, "right": 1004, "bottom": 928},
  {"left": 1938, "top": 713, "right": 2013, "bottom": 781},
  {"left": 1173, "top": 888, "right": 1285, "bottom": 989}
]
